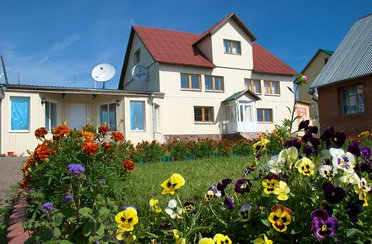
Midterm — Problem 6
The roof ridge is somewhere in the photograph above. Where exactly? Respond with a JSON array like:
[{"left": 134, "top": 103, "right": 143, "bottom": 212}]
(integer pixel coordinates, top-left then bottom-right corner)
[{"left": 133, "top": 25, "right": 200, "bottom": 36}]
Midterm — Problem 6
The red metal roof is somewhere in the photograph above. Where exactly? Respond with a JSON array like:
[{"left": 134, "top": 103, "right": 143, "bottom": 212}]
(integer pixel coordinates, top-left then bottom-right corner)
[
  {"left": 133, "top": 23, "right": 296, "bottom": 75},
  {"left": 134, "top": 26, "right": 215, "bottom": 68},
  {"left": 252, "top": 43, "right": 297, "bottom": 75}
]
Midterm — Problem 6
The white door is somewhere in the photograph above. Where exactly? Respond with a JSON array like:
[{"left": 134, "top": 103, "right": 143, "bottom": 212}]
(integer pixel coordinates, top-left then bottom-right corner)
[
  {"left": 237, "top": 102, "right": 257, "bottom": 132},
  {"left": 69, "top": 103, "right": 87, "bottom": 129}
]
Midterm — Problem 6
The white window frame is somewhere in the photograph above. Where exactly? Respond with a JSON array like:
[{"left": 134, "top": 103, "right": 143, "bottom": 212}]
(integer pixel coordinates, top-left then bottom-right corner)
[
  {"left": 100, "top": 103, "right": 117, "bottom": 131},
  {"left": 130, "top": 101, "right": 145, "bottom": 131},
  {"left": 45, "top": 101, "right": 58, "bottom": 132}
]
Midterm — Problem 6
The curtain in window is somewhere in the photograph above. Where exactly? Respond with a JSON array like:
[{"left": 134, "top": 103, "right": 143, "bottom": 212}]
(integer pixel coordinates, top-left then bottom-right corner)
[
  {"left": 130, "top": 101, "right": 144, "bottom": 130},
  {"left": 11, "top": 97, "right": 30, "bottom": 130},
  {"left": 109, "top": 103, "right": 117, "bottom": 131}
]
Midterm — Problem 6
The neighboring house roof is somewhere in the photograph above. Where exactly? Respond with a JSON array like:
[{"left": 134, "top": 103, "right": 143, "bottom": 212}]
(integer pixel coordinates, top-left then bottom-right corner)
[
  {"left": 222, "top": 89, "right": 261, "bottom": 103},
  {"left": 301, "top": 49, "right": 334, "bottom": 74},
  {"left": 119, "top": 14, "right": 297, "bottom": 89},
  {"left": 310, "top": 14, "right": 372, "bottom": 88},
  {"left": 193, "top": 13, "right": 257, "bottom": 45}
]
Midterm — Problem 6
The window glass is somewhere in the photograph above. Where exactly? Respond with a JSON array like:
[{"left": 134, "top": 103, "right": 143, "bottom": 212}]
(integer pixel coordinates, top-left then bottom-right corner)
[
  {"left": 45, "top": 102, "right": 57, "bottom": 131},
  {"left": 257, "top": 110, "right": 263, "bottom": 122},
  {"left": 11, "top": 97, "right": 30, "bottom": 131},
  {"left": 191, "top": 75, "right": 200, "bottom": 89},
  {"left": 194, "top": 107, "right": 202, "bottom": 121},
  {"left": 109, "top": 103, "right": 117, "bottom": 131},
  {"left": 224, "top": 40, "right": 230, "bottom": 53},
  {"left": 232, "top": 41, "right": 240, "bottom": 54},
  {"left": 181, "top": 74, "right": 189, "bottom": 88},
  {"left": 194, "top": 107, "right": 213, "bottom": 122},
  {"left": 45, "top": 102, "right": 49, "bottom": 130},
  {"left": 205, "top": 76, "right": 213, "bottom": 90},
  {"left": 264, "top": 109, "right": 272, "bottom": 122},
  {"left": 257, "top": 108, "right": 273, "bottom": 122},
  {"left": 130, "top": 101, "right": 145, "bottom": 130},
  {"left": 100, "top": 105, "right": 108, "bottom": 126},
  {"left": 341, "top": 85, "right": 364, "bottom": 115},
  {"left": 215, "top": 77, "right": 223, "bottom": 91}
]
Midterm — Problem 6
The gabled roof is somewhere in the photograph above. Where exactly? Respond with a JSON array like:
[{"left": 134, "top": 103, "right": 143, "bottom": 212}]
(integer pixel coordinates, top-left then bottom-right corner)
[
  {"left": 193, "top": 13, "right": 257, "bottom": 45},
  {"left": 222, "top": 89, "right": 261, "bottom": 103},
  {"left": 311, "top": 14, "right": 372, "bottom": 88},
  {"left": 119, "top": 14, "right": 297, "bottom": 89},
  {"left": 252, "top": 43, "right": 297, "bottom": 76},
  {"left": 301, "top": 49, "right": 334, "bottom": 74}
]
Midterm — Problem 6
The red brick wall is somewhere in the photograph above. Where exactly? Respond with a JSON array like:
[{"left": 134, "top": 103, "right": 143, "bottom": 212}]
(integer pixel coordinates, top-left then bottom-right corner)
[{"left": 318, "top": 75, "right": 372, "bottom": 136}]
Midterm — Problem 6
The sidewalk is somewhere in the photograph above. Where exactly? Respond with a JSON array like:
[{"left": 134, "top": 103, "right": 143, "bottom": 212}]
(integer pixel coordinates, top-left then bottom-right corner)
[{"left": 0, "top": 157, "right": 26, "bottom": 208}]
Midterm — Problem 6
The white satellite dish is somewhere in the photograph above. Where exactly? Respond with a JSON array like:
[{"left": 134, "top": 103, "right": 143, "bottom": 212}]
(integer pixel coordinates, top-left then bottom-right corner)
[{"left": 91, "top": 63, "right": 115, "bottom": 82}]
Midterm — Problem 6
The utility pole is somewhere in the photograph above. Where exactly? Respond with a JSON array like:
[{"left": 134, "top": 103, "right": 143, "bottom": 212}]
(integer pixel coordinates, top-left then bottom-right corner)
[{"left": 0, "top": 55, "right": 9, "bottom": 84}]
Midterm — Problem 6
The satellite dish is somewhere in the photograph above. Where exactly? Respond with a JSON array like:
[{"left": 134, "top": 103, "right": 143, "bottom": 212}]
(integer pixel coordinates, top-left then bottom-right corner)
[{"left": 91, "top": 63, "right": 115, "bottom": 82}]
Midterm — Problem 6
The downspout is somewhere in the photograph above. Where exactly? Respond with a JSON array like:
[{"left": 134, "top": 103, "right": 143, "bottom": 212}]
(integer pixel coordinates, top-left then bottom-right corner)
[
  {"left": 149, "top": 93, "right": 156, "bottom": 141},
  {"left": 0, "top": 86, "right": 6, "bottom": 154}
]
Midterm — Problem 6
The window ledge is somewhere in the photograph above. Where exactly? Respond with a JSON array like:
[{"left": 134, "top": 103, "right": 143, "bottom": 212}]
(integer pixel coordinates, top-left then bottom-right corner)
[
  {"left": 257, "top": 122, "right": 273, "bottom": 124},
  {"left": 181, "top": 89, "right": 202, "bottom": 92},
  {"left": 264, "top": 94, "right": 280, "bottom": 97},
  {"left": 205, "top": 90, "right": 224, "bottom": 93},
  {"left": 9, "top": 130, "right": 30, "bottom": 133},
  {"left": 194, "top": 122, "right": 214, "bottom": 125},
  {"left": 224, "top": 52, "right": 242, "bottom": 55},
  {"left": 130, "top": 129, "right": 145, "bottom": 132}
]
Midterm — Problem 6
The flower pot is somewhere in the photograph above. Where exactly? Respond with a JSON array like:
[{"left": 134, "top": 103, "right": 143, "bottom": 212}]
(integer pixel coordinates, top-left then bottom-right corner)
[{"left": 7, "top": 151, "right": 14, "bottom": 156}]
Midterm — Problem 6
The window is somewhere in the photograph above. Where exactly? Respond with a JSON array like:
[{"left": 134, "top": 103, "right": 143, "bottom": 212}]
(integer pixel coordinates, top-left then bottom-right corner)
[
  {"left": 194, "top": 106, "right": 214, "bottom": 122},
  {"left": 224, "top": 39, "right": 241, "bottom": 54},
  {"left": 100, "top": 103, "right": 117, "bottom": 131},
  {"left": 341, "top": 85, "right": 364, "bottom": 115},
  {"left": 264, "top": 81, "right": 280, "bottom": 95},
  {"left": 245, "top": 79, "right": 261, "bottom": 94},
  {"left": 257, "top": 108, "right": 273, "bottom": 122},
  {"left": 134, "top": 49, "right": 140, "bottom": 64},
  {"left": 45, "top": 102, "right": 57, "bottom": 131},
  {"left": 10, "top": 97, "right": 30, "bottom": 131},
  {"left": 324, "top": 58, "right": 329, "bottom": 64},
  {"left": 205, "top": 75, "right": 224, "bottom": 92},
  {"left": 130, "top": 101, "right": 145, "bottom": 131},
  {"left": 181, "top": 73, "right": 201, "bottom": 90}
]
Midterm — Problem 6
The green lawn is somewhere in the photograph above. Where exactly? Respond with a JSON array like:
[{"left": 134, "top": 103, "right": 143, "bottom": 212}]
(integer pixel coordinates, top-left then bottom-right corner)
[{"left": 121, "top": 156, "right": 253, "bottom": 215}]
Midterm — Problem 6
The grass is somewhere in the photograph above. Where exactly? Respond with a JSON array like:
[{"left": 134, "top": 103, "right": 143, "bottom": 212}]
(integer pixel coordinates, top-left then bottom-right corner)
[{"left": 121, "top": 155, "right": 253, "bottom": 218}]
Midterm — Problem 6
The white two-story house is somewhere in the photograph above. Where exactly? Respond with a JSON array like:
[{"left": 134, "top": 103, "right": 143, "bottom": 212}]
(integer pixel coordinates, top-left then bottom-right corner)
[
  {"left": 119, "top": 13, "right": 297, "bottom": 143},
  {"left": 0, "top": 13, "right": 297, "bottom": 155}
]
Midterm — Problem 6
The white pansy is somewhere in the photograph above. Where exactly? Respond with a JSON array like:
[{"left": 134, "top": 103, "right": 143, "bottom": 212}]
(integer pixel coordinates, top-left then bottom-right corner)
[
  {"left": 329, "top": 148, "right": 356, "bottom": 173},
  {"left": 279, "top": 147, "right": 298, "bottom": 168},
  {"left": 268, "top": 155, "right": 285, "bottom": 174},
  {"left": 165, "top": 199, "right": 183, "bottom": 219}
]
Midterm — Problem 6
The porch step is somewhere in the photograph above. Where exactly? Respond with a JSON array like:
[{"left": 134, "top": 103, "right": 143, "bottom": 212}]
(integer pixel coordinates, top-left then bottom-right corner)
[{"left": 222, "top": 132, "right": 258, "bottom": 141}]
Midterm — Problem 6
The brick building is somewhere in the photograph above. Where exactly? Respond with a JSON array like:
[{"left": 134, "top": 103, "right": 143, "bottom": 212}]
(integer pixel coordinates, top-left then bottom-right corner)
[{"left": 310, "top": 14, "right": 372, "bottom": 136}]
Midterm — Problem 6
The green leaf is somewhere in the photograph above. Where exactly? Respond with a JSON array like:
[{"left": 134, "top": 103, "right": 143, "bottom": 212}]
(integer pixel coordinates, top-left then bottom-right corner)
[
  {"left": 346, "top": 228, "right": 363, "bottom": 237},
  {"left": 82, "top": 220, "right": 94, "bottom": 237},
  {"left": 59, "top": 241, "right": 74, "bottom": 244},
  {"left": 54, "top": 227, "right": 61, "bottom": 238},
  {"left": 98, "top": 207, "right": 110, "bottom": 219},
  {"left": 291, "top": 228, "right": 302, "bottom": 235},
  {"left": 54, "top": 212, "right": 64, "bottom": 226},
  {"left": 261, "top": 218, "right": 270, "bottom": 227},
  {"left": 79, "top": 207, "right": 93, "bottom": 218},
  {"left": 287, "top": 86, "right": 294, "bottom": 94},
  {"left": 96, "top": 222, "right": 105, "bottom": 237}
]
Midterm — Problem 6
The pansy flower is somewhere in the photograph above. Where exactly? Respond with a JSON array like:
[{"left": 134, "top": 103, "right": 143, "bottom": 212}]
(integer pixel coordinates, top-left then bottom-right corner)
[
  {"left": 310, "top": 209, "right": 338, "bottom": 240},
  {"left": 213, "top": 233, "right": 232, "bottom": 244},
  {"left": 295, "top": 157, "right": 315, "bottom": 176},
  {"left": 262, "top": 176, "right": 279, "bottom": 195},
  {"left": 224, "top": 197, "right": 234, "bottom": 209},
  {"left": 239, "top": 203, "right": 252, "bottom": 221},
  {"left": 198, "top": 237, "right": 215, "bottom": 244},
  {"left": 115, "top": 207, "right": 139, "bottom": 232},
  {"left": 361, "top": 146, "right": 371, "bottom": 160},
  {"left": 149, "top": 198, "right": 161, "bottom": 213},
  {"left": 254, "top": 234, "right": 273, "bottom": 244},
  {"left": 234, "top": 178, "right": 251, "bottom": 194},
  {"left": 322, "top": 182, "right": 346, "bottom": 204},
  {"left": 183, "top": 201, "right": 195, "bottom": 213},
  {"left": 346, "top": 199, "right": 364, "bottom": 224},
  {"left": 267, "top": 155, "right": 285, "bottom": 174},
  {"left": 339, "top": 170, "right": 360, "bottom": 185},
  {"left": 268, "top": 204, "right": 293, "bottom": 232},
  {"left": 217, "top": 178, "right": 232, "bottom": 197},
  {"left": 319, "top": 165, "right": 335, "bottom": 180},
  {"left": 347, "top": 141, "right": 361, "bottom": 157},
  {"left": 165, "top": 199, "right": 183, "bottom": 219},
  {"left": 173, "top": 229, "right": 186, "bottom": 244},
  {"left": 253, "top": 138, "right": 270, "bottom": 154},
  {"left": 298, "top": 120, "right": 310, "bottom": 131},
  {"left": 116, "top": 230, "right": 136, "bottom": 242},
  {"left": 330, "top": 148, "right": 356, "bottom": 173},
  {"left": 274, "top": 181, "right": 290, "bottom": 201},
  {"left": 279, "top": 146, "right": 298, "bottom": 167},
  {"left": 204, "top": 190, "right": 214, "bottom": 201},
  {"left": 161, "top": 173, "right": 185, "bottom": 195}
]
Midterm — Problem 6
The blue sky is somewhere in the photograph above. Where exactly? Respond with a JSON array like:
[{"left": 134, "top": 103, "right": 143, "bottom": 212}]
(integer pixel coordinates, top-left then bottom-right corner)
[{"left": 1, "top": 0, "right": 371, "bottom": 89}]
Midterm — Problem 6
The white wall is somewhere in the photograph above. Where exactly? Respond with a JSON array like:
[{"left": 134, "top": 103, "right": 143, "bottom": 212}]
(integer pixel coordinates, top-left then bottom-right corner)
[{"left": 123, "top": 33, "right": 160, "bottom": 92}]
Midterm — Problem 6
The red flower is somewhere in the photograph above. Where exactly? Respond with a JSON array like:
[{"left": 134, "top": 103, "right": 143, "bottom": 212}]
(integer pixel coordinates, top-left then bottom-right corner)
[
  {"left": 33, "top": 143, "right": 55, "bottom": 161},
  {"left": 82, "top": 141, "right": 98, "bottom": 155},
  {"left": 111, "top": 131, "right": 124, "bottom": 142},
  {"left": 98, "top": 125, "right": 110, "bottom": 135},
  {"left": 122, "top": 159, "right": 135, "bottom": 171},
  {"left": 101, "top": 141, "right": 112, "bottom": 151},
  {"left": 52, "top": 125, "right": 70, "bottom": 140},
  {"left": 34, "top": 127, "right": 48, "bottom": 139}
]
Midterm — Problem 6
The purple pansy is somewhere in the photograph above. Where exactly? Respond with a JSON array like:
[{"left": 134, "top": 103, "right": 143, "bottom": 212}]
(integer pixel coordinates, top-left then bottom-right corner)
[
  {"left": 42, "top": 202, "right": 55, "bottom": 213},
  {"left": 224, "top": 197, "right": 234, "bottom": 209},
  {"left": 62, "top": 194, "right": 73, "bottom": 203},
  {"left": 234, "top": 178, "right": 251, "bottom": 194},
  {"left": 298, "top": 120, "right": 310, "bottom": 131},
  {"left": 311, "top": 209, "right": 338, "bottom": 240},
  {"left": 216, "top": 178, "right": 232, "bottom": 197},
  {"left": 346, "top": 199, "right": 364, "bottom": 224},
  {"left": 307, "top": 126, "right": 318, "bottom": 134},
  {"left": 322, "top": 182, "right": 346, "bottom": 204},
  {"left": 361, "top": 146, "right": 371, "bottom": 161},
  {"left": 284, "top": 139, "right": 302, "bottom": 150},
  {"left": 347, "top": 141, "right": 361, "bottom": 157},
  {"left": 68, "top": 164, "right": 85, "bottom": 176}
]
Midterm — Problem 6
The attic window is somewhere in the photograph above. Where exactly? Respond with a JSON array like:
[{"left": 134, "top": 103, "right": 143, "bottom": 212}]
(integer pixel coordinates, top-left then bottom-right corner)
[
  {"left": 324, "top": 58, "right": 329, "bottom": 64},
  {"left": 134, "top": 49, "right": 140, "bottom": 64},
  {"left": 224, "top": 39, "right": 241, "bottom": 55}
]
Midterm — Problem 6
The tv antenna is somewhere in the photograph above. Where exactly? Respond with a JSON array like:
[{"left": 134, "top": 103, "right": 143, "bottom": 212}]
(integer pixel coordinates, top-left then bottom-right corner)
[
  {"left": 0, "top": 55, "right": 9, "bottom": 84},
  {"left": 91, "top": 63, "right": 115, "bottom": 88}
]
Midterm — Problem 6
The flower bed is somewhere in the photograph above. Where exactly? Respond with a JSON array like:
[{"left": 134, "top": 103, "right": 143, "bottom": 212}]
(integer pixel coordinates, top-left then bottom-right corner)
[{"left": 18, "top": 122, "right": 372, "bottom": 243}]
